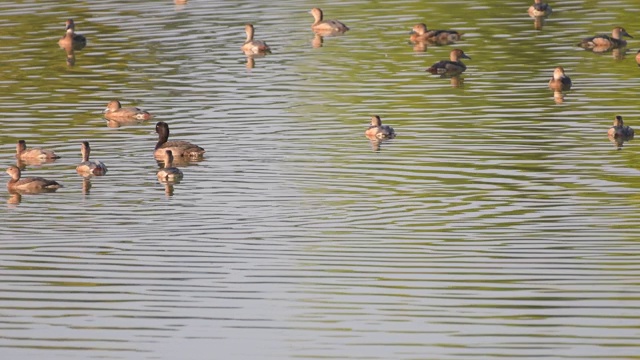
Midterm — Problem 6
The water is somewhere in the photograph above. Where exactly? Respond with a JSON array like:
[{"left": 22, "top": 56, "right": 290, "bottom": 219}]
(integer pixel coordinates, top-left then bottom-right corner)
[{"left": 1, "top": 0, "right": 640, "bottom": 359}]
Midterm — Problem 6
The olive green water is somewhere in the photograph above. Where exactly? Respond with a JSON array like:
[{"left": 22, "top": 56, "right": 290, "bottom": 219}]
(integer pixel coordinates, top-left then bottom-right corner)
[{"left": 1, "top": 1, "right": 640, "bottom": 359}]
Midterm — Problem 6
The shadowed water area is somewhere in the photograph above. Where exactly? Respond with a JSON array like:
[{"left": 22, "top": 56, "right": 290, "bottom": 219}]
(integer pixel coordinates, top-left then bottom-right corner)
[{"left": 1, "top": 0, "right": 640, "bottom": 359}]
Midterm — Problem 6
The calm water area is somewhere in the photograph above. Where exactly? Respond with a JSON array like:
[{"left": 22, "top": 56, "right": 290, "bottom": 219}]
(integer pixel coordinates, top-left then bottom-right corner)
[{"left": 1, "top": 0, "right": 640, "bottom": 359}]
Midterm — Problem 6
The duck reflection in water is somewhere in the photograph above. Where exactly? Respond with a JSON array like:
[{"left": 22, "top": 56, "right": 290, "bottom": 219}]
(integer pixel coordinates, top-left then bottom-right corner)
[
  {"left": 312, "top": 33, "right": 324, "bottom": 48},
  {"left": 611, "top": 48, "right": 625, "bottom": 60},
  {"left": 532, "top": 16, "right": 546, "bottom": 31},
  {"left": 411, "top": 40, "right": 428, "bottom": 52},
  {"left": 162, "top": 183, "right": 177, "bottom": 197},
  {"left": 82, "top": 177, "right": 92, "bottom": 196},
  {"left": 450, "top": 75, "right": 464, "bottom": 88},
  {"left": 584, "top": 46, "right": 627, "bottom": 60},
  {"left": 310, "top": 32, "right": 349, "bottom": 48},
  {"left": 7, "top": 191, "right": 22, "bottom": 206},
  {"left": 64, "top": 49, "right": 76, "bottom": 66},
  {"left": 608, "top": 115, "right": 634, "bottom": 149},
  {"left": 552, "top": 91, "right": 565, "bottom": 104},
  {"left": 246, "top": 57, "right": 255, "bottom": 69},
  {"left": 174, "top": 0, "right": 187, "bottom": 11},
  {"left": 106, "top": 117, "right": 145, "bottom": 128}
]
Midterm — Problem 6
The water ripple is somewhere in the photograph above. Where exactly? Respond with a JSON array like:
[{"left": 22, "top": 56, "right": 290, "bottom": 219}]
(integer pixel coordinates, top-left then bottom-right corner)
[{"left": 1, "top": 0, "right": 640, "bottom": 359}]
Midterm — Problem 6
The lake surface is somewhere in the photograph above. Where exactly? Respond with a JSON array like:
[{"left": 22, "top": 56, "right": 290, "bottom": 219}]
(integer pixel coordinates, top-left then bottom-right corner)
[{"left": 1, "top": 0, "right": 640, "bottom": 359}]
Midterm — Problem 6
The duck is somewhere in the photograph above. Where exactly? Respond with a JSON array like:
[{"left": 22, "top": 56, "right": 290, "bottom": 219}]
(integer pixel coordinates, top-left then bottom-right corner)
[
  {"left": 154, "top": 121, "right": 205, "bottom": 159},
  {"left": 365, "top": 116, "right": 396, "bottom": 140},
  {"left": 103, "top": 100, "right": 153, "bottom": 122},
  {"left": 410, "top": 23, "right": 462, "bottom": 44},
  {"left": 528, "top": 0, "right": 552, "bottom": 17},
  {"left": 5, "top": 165, "right": 62, "bottom": 192},
  {"left": 578, "top": 27, "right": 632, "bottom": 49},
  {"left": 548, "top": 66, "right": 572, "bottom": 91},
  {"left": 15, "top": 140, "right": 60, "bottom": 161},
  {"left": 76, "top": 141, "right": 107, "bottom": 176},
  {"left": 608, "top": 115, "right": 634, "bottom": 140},
  {"left": 309, "top": 8, "right": 349, "bottom": 34},
  {"left": 241, "top": 24, "right": 271, "bottom": 55},
  {"left": 157, "top": 150, "right": 184, "bottom": 181},
  {"left": 426, "top": 49, "right": 470, "bottom": 76},
  {"left": 636, "top": 50, "right": 640, "bottom": 66},
  {"left": 57, "top": 19, "right": 86, "bottom": 50}
]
